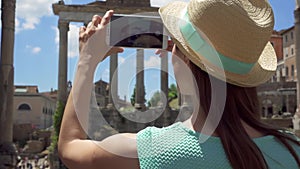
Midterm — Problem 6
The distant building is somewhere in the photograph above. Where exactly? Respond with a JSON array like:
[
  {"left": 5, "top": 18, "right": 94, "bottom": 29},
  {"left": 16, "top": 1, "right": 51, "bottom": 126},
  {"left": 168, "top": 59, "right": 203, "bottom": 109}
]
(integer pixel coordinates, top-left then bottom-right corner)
[
  {"left": 94, "top": 79, "right": 128, "bottom": 109},
  {"left": 271, "top": 30, "right": 284, "bottom": 61},
  {"left": 270, "top": 30, "right": 284, "bottom": 82},
  {"left": 257, "top": 28, "right": 297, "bottom": 118},
  {"left": 41, "top": 88, "right": 58, "bottom": 101},
  {"left": 13, "top": 86, "right": 56, "bottom": 130},
  {"left": 281, "top": 26, "right": 297, "bottom": 82},
  {"left": 94, "top": 79, "right": 109, "bottom": 108}
]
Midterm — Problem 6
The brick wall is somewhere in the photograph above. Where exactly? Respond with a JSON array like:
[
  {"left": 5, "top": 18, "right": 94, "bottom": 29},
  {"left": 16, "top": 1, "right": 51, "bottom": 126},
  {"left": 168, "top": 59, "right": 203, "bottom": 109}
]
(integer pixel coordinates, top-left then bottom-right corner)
[{"left": 270, "top": 31, "right": 283, "bottom": 61}]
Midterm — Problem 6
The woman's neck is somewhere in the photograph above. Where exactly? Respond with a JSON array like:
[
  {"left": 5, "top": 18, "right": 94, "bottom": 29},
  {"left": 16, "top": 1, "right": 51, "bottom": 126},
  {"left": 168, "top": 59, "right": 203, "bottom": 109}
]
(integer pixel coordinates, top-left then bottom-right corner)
[
  {"left": 183, "top": 109, "right": 219, "bottom": 137},
  {"left": 183, "top": 110, "right": 266, "bottom": 138}
]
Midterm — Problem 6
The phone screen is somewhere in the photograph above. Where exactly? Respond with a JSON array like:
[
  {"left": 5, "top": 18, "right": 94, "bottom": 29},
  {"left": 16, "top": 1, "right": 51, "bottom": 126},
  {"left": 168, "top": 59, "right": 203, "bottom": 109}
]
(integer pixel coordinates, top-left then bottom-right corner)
[{"left": 109, "top": 15, "right": 167, "bottom": 49}]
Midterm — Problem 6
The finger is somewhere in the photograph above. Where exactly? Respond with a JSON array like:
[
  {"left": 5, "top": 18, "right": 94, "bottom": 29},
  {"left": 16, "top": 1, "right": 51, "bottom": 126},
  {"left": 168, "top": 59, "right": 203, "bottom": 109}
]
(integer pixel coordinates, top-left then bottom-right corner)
[
  {"left": 155, "top": 40, "right": 173, "bottom": 55},
  {"left": 100, "top": 10, "right": 114, "bottom": 27},
  {"left": 166, "top": 40, "right": 174, "bottom": 52},
  {"left": 79, "top": 26, "right": 88, "bottom": 42},
  {"left": 87, "top": 29, "right": 96, "bottom": 37},
  {"left": 155, "top": 49, "right": 162, "bottom": 55},
  {"left": 79, "top": 26, "right": 86, "bottom": 35},
  {"left": 92, "top": 15, "right": 101, "bottom": 27},
  {"left": 107, "top": 47, "right": 124, "bottom": 55},
  {"left": 87, "top": 21, "right": 93, "bottom": 29},
  {"left": 86, "top": 21, "right": 96, "bottom": 36},
  {"left": 110, "top": 47, "right": 124, "bottom": 54},
  {"left": 102, "top": 47, "right": 124, "bottom": 61},
  {"left": 155, "top": 49, "right": 168, "bottom": 58},
  {"left": 79, "top": 33, "right": 89, "bottom": 42},
  {"left": 114, "top": 47, "right": 124, "bottom": 53}
]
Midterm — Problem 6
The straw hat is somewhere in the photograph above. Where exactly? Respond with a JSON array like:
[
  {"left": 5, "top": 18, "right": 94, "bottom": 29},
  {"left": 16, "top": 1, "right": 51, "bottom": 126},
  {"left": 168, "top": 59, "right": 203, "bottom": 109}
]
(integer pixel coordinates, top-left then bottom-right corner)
[{"left": 159, "top": 0, "right": 277, "bottom": 87}]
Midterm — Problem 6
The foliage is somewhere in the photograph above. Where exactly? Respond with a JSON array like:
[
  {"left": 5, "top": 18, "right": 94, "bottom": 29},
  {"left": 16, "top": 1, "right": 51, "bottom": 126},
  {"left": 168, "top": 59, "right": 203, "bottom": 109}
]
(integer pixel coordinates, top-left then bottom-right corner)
[
  {"left": 169, "top": 98, "right": 180, "bottom": 110},
  {"left": 119, "top": 106, "right": 136, "bottom": 113},
  {"left": 147, "top": 91, "right": 162, "bottom": 107},
  {"left": 130, "top": 84, "right": 146, "bottom": 106},
  {"left": 49, "top": 135, "right": 58, "bottom": 153},
  {"left": 147, "top": 84, "right": 178, "bottom": 107},
  {"left": 168, "top": 84, "right": 178, "bottom": 102},
  {"left": 130, "top": 86, "right": 136, "bottom": 106},
  {"left": 49, "top": 101, "right": 65, "bottom": 153}
]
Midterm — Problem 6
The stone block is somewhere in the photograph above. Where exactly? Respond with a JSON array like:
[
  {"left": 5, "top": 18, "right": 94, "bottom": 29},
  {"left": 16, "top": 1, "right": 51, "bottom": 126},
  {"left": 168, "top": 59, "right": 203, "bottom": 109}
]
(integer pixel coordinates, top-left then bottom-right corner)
[{"left": 23, "top": 140, "right": 44, "bottom": 154}]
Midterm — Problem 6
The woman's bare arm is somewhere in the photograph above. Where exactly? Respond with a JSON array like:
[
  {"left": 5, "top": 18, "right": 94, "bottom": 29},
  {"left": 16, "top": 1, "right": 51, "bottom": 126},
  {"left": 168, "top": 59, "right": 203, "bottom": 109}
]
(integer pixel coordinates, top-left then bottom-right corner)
[{"left": 58, "top": 10, "right": 140, "bottom": 169}]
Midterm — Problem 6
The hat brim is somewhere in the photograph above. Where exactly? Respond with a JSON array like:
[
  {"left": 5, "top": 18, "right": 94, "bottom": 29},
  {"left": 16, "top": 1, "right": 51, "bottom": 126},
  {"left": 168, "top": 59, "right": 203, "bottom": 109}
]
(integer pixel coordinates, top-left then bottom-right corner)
[{"left": 159, "top": 1, "right": 277, "bottom": 87}]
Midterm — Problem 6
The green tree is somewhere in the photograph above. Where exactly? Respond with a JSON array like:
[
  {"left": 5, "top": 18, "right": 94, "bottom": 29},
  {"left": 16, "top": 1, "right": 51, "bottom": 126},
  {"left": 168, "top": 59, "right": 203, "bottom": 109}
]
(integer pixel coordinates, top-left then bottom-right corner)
[
  {"left": 49, "top": 101, "right": 68, "bottom": 169},
  {"left": 50, "top": 101, "right": 65, "bottom": 152},
  {"left": 147, "top": 84, "right": 178, "bottom": 107},
  {"left": 130, "top": 86, "right": 136, "bottom": 106},
  {"left": 147, "top": 91, "right": 162, "bottom": 107},
  {"left": 168, "top": 84, "right": 178, "bottom": 103},
  {"left": 130, "top": 84, "right": 146, "bottom": 106}
]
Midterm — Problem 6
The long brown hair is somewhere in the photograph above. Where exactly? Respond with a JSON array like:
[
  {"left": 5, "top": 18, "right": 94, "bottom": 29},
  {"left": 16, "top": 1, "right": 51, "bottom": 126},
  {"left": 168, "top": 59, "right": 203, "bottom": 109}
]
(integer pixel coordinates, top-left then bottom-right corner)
[{"left": 188, "top": 61, "right": 300, "bottom": 169}]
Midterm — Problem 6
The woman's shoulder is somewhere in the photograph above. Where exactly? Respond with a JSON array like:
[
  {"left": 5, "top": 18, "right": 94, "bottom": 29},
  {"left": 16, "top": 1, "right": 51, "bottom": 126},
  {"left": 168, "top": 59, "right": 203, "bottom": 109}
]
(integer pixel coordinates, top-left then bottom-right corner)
[{"left": 137, "top": 122, "right": 186, "bottom": 139}]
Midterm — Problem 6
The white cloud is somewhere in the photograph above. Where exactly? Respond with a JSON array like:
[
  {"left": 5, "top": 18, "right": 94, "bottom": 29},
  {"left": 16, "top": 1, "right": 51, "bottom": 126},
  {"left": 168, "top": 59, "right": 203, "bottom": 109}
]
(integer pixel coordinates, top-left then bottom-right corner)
[
  {"left": 118, "top": 57, "right": 125, "bottom": 64},
  {"left": 32, "top": 47, "right": 41, "bottom": 54},
  {"left": 16, "top": 0, "right": 57, "bottom": 32},
  {"left": 68, "top": 24, "right": 80, "bottom": 58},
  {"left": 21, "top": 17, "right": 39, "bottom": 30},
  {"left": 145, "top": 56, "right": 161, "bottom": 68},
  {"left": 101, "top": 68, "right": 110, "bottom": 81},
  {"left": 0, "top": 0, "right": 189, "bottom": 30},
  {"left": 53, "top": 26, "right": 59, "bottom": 45},
  {"left": 15, "top": 19, "right": 20, "bottom": 30},
  {"left": 151, "top": 0, "right": 189, "bottom": 7},
  {"left": 26, "top": 45, "right": 41, "bottom": 54},
  {"left": 53, "top": 23, "right": 80, "bottom": 58}
]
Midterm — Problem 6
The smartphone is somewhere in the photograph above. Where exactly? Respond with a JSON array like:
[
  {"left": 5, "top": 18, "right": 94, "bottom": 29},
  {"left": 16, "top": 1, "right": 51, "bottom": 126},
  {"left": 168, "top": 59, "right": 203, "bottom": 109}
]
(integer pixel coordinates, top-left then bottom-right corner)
[{"left": 107, "top": 14, "right": 168, "bottom": 49}]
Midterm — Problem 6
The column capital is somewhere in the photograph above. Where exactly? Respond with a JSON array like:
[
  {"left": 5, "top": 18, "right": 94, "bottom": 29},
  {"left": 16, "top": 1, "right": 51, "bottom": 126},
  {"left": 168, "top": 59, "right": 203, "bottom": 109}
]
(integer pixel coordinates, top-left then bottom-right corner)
[
  {"left": 294, "top": 9, "right": 300, "bottom": 24},
  {"left": 1, "top": 0, "right": 16, "bottom": 31},
  {"left": 58, "top": 19, "right": 69, "bottom": 30},
  {"left": 2, "top": 0, "right": 16, "bottom": 10}
]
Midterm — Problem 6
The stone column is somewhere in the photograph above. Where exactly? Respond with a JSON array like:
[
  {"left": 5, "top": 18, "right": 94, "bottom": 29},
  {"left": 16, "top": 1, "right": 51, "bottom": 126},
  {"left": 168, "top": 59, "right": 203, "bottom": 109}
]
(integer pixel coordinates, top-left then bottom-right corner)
[
  {"left": 57, "top": 20, "right": 69, "bottom": 104},
  {"left": 295, "top": 9, "right": 300, "bottom": 106},
  {"left": 107, "top": 53, "right": 118, "bottom": 108},
  {"left": 135, "top": 49, "right": 146, "bottom": 110},
  {"left": 0, "top": 0, "right": 15, "bottom": 144},
  {"left": 160, "top": 51, "right": 169, "bottom": 125},
  {"left": 178, "top": 89, "right": 182, "bottom": 106},
  {"left": 294, "top": 7, "right": 300, "bottom": 134},
  {"left": 0, "top": 0, "right": 18, "bottom": 167},
  {"left": 160, "top": 51, "right": 169, "bottom": 107},
  {"left": 286, "top": 94, "right": 290, "bottom": 113}
]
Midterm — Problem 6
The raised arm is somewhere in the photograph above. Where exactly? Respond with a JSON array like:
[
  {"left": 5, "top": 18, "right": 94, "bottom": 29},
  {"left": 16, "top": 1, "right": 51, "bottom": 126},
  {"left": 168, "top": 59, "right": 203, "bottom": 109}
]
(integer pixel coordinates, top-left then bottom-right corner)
[{"left": 58, "top": 10, "right": 140, "bottom": 169}]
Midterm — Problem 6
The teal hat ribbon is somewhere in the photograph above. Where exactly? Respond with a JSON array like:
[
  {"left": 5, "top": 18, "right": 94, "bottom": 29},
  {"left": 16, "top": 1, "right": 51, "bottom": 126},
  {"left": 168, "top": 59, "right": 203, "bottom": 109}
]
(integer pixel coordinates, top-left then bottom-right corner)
[{"left": 179, "top": 8, "right": 255, "bottom": 75}]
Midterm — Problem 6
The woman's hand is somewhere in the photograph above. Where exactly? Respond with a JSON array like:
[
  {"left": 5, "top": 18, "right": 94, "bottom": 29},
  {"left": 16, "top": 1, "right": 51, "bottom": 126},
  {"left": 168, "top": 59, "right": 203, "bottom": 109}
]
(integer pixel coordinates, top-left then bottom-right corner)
[
  {"left": 79, "top": 10, "right": 124, "bottom": 66},
  {"left": 155, "top": 40, "right": 174, "bottom": 57}
]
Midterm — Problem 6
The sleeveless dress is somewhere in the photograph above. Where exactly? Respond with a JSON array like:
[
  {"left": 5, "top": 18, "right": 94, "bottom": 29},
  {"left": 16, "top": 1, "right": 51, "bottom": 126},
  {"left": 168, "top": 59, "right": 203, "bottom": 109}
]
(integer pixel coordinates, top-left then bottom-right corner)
[{"left": 137, "top": 122, "right": 300, "bottom": 169}]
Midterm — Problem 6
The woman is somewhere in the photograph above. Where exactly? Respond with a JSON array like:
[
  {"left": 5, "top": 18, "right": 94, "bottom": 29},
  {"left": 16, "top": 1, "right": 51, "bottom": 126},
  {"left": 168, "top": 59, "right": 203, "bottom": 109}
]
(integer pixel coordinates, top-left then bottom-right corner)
[{"left": 58, "top": 0, "right": 300, "bottom": 169}]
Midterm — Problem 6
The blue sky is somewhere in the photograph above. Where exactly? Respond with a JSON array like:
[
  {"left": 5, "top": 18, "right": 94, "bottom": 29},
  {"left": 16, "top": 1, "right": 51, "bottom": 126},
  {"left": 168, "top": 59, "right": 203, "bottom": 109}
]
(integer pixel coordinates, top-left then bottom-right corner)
[{"left": 4, "top": 0, "right": 296, "bottom": 101}]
